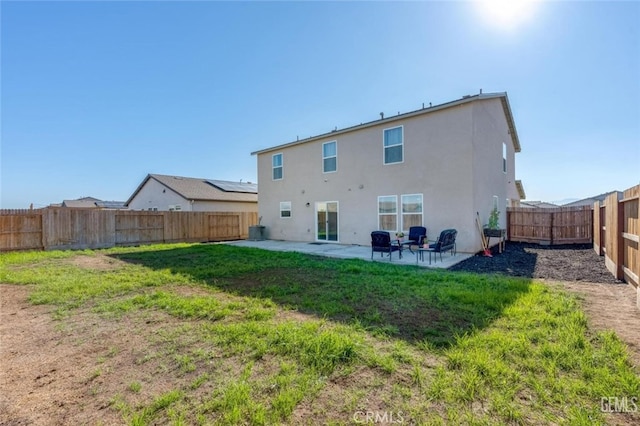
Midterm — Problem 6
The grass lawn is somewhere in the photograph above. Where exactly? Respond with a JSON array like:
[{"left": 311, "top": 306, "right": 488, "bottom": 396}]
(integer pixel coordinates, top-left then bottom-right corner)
[{"left": 1, "top": 243, "right": 639, "bottom": 425}]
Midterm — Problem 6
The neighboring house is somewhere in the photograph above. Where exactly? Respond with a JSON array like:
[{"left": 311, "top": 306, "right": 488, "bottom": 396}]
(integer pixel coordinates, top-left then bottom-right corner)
[
  {"left": 95, "top": 201, "right": 128, "bottom": 209},
  {"left": 562, "top": 191, "right": 623, "bottom": 207},
  {"left": 519, "top": 201, "right": 559, "bottom": 209},
  {"left": 125, "top": 174, "right": 258, "bottom": 212},
  {"left": 60, "top": 197, "right": 127, "bottom": 209},
  {"left": 251, "top": 92, "right": 525, "bottom": 253},
  {"left": 61, "top": 197, "right": 102, "bottom": 208}
]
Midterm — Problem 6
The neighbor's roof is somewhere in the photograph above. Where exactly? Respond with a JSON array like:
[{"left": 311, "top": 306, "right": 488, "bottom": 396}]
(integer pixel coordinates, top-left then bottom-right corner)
[
  {"left": 520, "top": 201, "right": 559, "bottom": 209},
  {"left": 125, "top": 174, "right": 258, "bottom": 206},
  {"left": 562, "top": 191, "right": 623, "bottom": 207},
  {"left": 251, "top": 92, "right": 521, "bottom": 155},
  {"left": 95, "top": 201, "right": 128, "bottom": 209},
  {"left": 62, "top": 196, "right": 101, "bottom": 208}
]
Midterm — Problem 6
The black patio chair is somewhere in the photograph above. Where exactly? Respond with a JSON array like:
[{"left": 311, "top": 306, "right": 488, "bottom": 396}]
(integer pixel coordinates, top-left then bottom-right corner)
[
  {"left": 371, "top": 231, "right": 401, "bottom": 260},
  {"left": 403, "top": 226, "right": 427, "bottom": 252},
  {"left": 428, "top": 229, "right": 457, "bottom": 262}
]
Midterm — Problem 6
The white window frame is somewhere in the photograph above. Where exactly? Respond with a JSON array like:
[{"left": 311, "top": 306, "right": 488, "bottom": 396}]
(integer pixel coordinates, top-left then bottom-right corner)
[
  {"left": 322, "top": 141, "right": 337, "bottom": 173},
  {"left": 377, "top": 195, "right": 398, "bottom": 232},
  {"left": 272, "top": 153, "right": 283, "bottom": 181},
  {"left": 401, "top": 193, "right": 423, "bottom": 232},
  {"left": 383, "top": 125, "right": 404, "bottom": 165},
  {"left": 280, "top": 201, "right": 291, "bottom": 218}
]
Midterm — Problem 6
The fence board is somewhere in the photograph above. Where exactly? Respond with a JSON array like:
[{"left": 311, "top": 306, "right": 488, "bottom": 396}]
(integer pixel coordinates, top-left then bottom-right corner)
[
  {"left": 593, "top": 203, "right": 605, "bottom": 256},
  {"left": 209, "top": 213, "right": 241, "bottom": 241},
  {"left": 0, "top": 212, "right": 43, "bottom": 251},
  {"left": 597, "top": 184, "right": 639, "bottom": 289},
  {"left": 507, "top": 206, "right": 592, "bottom": 245},
  {"left": 0, "top": 208, "right": 258, "bottom": 251},
  {"left": 43, "top": 209, "right": 116, "bottom": 250},
  {"left": 115, "top": 212, "right": 164, "bottom": 245},
  {"left": 622, "top": 186, "right": 639, "bottom": 287},
  {"left": 604, "top": 192, "right": 623, "bottom": 279}
]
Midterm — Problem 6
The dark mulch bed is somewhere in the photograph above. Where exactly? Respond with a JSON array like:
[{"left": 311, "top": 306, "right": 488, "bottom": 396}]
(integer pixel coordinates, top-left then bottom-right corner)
[{"left": 450, "top": 242, "right": 623, "bottom": 284}]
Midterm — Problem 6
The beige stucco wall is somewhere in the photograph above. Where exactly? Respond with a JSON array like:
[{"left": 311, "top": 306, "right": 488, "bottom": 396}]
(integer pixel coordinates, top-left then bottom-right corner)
[
  {"left": 256, "top": 98, "right": 518, "bottom": 253},
  {"left": 127, "top": 178, "right": 257, "bottom": 213},
  {"left": 191, "top": 201, "right": 258, "bottom": 213}
]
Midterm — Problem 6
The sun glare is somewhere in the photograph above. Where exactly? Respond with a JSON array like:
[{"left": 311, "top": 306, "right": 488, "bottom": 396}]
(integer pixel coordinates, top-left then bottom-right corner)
[{"left": 477, "top": 0, "right": 537, "bottom": 31}]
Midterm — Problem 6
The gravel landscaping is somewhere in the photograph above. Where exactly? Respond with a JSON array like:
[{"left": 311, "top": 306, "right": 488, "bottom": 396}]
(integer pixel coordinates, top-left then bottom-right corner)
[{"left": 450, "top": 242, "right": 623, "bottom": 284}]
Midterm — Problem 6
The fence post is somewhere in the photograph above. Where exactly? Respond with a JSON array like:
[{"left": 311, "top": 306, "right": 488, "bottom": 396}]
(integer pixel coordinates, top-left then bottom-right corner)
[{"left": 549, "top": 210, "right": 554, "bottom": 245}]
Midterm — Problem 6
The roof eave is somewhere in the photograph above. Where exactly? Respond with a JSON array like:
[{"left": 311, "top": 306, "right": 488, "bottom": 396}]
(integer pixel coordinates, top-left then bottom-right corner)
[
  {"left": 499, "top": 95, "right": 522, "bottom": 153},
  {"left": 515, "top": 180, "right": 526, "bottom": 200},
  {"left": 251, "top": 92, "right": 514, "bottom": 156}
]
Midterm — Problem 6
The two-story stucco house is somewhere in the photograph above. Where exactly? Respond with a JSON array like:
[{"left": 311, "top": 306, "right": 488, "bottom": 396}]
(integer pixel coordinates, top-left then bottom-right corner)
[{"left": 251, "top": 92, "right": 525, "bottom": 254}]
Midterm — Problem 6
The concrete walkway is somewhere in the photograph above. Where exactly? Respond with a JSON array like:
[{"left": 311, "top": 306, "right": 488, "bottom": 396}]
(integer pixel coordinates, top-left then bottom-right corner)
[{"left": 228, "top": 239, "right": 473, "bottom": 269}]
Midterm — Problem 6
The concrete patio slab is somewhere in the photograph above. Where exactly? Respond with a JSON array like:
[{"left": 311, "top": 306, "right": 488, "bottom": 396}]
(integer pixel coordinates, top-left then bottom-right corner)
[{"left": 227, "top": 239, "right": 473, "bottom": 269}]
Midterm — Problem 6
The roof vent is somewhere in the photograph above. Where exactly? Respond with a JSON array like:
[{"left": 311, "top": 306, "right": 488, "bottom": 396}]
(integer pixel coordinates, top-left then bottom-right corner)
[{"left": 380, "top": 112, "right": 384, "bottom": 119}]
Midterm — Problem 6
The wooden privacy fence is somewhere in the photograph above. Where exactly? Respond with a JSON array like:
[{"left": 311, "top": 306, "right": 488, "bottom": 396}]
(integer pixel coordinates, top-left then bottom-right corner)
[
  {"left": 507, "top": 205, "right": 593, "bottom": 245},
  {"left": 0, "top": 208, "right": 258, "bottom": 252},
  {"left": 594, "top": 185, "right": 640, "bottom": 288}
]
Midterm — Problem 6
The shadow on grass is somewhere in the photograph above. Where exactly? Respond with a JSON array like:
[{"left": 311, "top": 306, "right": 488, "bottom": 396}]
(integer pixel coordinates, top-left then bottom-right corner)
[{"left": 111, "top": 243, "right": 533, "bottom": 347}]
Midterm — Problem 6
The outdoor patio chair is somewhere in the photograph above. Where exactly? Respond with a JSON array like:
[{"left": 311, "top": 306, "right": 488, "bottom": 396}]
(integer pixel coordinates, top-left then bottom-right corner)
[
  {"left": 429, "top": 229, "right": 457, "bottom": 262},
  {"left": 371, "top": 231, "right": 401, "bottom": 260},
  {"left": 403, "top": 226, "right": 427, "bottom": 252}
]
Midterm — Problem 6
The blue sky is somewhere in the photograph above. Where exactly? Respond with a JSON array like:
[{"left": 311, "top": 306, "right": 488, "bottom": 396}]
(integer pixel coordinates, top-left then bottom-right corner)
[{"left": 1, "top": 1, "right": 638, "bottom": 208}]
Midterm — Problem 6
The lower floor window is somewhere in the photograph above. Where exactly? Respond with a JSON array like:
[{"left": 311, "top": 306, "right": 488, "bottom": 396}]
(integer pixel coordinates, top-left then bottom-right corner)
[
  {"left": 378, "top": 195, "right": 397, "bottom": 231},
  {"left": 378, "top": 193, "right": 423, "bottom": 232},
  {"left": 401, "top": 194, "right": 423, "bottom": 231},
  {"left": 280, "top": 201, "right": 291, "bottom": 218}
]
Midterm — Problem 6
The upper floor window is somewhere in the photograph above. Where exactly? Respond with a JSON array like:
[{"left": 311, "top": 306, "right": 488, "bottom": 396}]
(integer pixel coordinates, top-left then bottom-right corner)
[
  {"left": 502, "top": 142, "right": 507, "bottom": 173},
  {"left": 383, "top": 126, "right": 403, "bottom": 164},
  {"left": 323, "top": 141, "right": 337, "bottom": 173},
  {"left": 272, "top": 153, "right": 283, "bottom": 180}
]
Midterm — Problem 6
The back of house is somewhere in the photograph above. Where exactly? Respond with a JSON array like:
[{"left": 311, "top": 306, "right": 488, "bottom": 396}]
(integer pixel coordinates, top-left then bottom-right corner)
[{"left": 252, "top": 92, "right": 524, "bottom": 253}]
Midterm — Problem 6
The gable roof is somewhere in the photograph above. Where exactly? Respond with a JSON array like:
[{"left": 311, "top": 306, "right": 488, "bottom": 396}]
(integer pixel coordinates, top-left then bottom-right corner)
[
  {"left": 125, "top": 174, "right": 258, "bottom": 206},
  {"left": 251, "top": 92, "right": 521, "bottom": 155}
]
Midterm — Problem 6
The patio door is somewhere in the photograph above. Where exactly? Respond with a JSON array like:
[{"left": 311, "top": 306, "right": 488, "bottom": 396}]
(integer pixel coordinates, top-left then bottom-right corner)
[{"left": 316, "top": 201, "right": 338, "bottom": 242}]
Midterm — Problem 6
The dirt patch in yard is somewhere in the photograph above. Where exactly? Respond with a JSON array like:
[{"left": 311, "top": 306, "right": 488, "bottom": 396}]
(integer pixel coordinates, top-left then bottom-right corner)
[{"left": 0, "top": 285, "right": 212, "bottom": 426}]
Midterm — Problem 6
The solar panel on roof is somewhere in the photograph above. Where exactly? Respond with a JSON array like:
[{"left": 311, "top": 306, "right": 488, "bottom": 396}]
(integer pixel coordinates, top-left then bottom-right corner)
[{"left": 206, "top": 180, "right": 257, "bottom": 193}]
